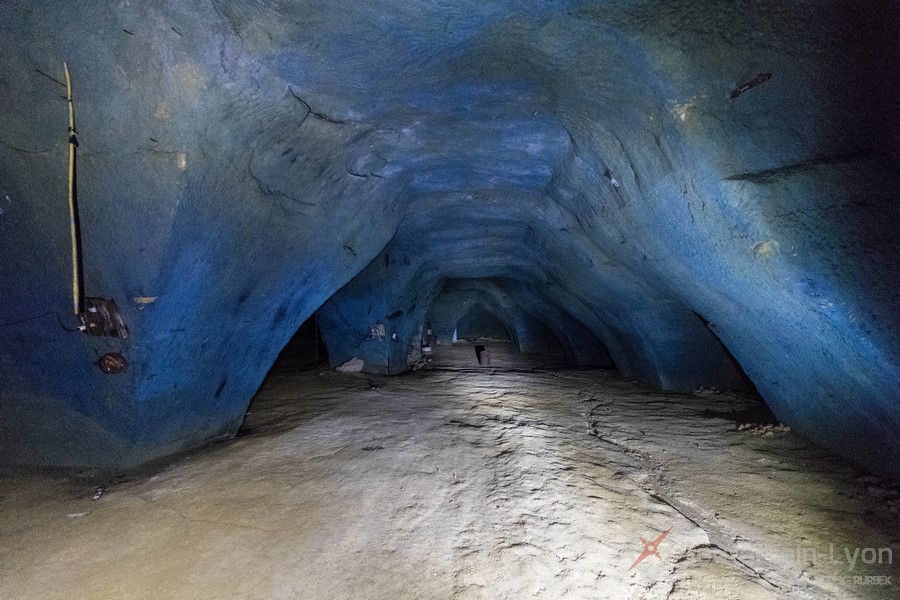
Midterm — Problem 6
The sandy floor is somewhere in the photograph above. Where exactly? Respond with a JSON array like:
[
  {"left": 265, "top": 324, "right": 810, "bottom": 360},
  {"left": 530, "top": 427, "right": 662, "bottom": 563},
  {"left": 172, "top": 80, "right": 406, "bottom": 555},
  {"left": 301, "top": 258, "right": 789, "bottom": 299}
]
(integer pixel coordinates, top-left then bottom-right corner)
[{"left": 1, "top": 342, "right": 898, "bottom": 599}]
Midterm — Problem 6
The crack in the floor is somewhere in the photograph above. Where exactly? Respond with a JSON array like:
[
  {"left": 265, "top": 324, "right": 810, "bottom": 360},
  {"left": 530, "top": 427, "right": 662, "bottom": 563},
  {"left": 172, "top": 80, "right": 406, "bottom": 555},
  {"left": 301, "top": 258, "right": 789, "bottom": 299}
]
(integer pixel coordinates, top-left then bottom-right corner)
[
  {"left": 671, "top": 543, "right": 782, "bottom": 591},
  {"left": 578, "top": 386, "right": 798, "bottom": 597},
  {"left": 131, "top": 493, "right": 281, "bottom": 534}
]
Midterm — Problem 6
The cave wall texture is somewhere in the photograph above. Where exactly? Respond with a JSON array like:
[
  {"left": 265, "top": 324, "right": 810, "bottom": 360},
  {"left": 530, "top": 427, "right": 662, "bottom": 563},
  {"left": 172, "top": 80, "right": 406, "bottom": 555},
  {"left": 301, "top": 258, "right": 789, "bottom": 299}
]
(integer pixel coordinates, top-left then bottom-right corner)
[{"left": 0, "top": 0, "right": 898, "bottom": 474}]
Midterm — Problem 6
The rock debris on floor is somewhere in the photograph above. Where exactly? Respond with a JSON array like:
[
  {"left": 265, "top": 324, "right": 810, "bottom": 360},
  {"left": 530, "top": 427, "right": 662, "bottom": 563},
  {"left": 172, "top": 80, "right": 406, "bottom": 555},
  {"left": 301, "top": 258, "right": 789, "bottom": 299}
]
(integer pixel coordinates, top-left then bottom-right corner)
[{"left": 1, "top": 344, "right": 897, "bottom": 600}]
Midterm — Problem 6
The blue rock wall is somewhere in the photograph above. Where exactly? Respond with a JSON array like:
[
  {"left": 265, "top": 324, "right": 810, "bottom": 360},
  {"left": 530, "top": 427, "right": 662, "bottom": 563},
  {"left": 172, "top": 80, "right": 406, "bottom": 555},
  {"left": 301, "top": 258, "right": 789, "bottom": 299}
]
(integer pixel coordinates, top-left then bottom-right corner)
[{"left": 1, "top": 1, "right": 898, "bottom": 474}]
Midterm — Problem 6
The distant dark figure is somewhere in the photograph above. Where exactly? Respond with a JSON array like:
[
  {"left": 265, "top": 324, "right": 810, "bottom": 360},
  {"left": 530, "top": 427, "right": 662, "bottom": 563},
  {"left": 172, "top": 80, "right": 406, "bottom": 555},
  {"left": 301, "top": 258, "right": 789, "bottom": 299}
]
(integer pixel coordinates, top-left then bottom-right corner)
[{"left": 474, "top": 345, "right": 485, "bottom": 364}]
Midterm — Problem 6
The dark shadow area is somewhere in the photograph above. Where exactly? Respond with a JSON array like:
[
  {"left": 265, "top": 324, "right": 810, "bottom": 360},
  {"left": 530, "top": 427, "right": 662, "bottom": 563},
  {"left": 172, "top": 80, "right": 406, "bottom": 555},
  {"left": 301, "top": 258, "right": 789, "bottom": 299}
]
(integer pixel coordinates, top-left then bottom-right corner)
[
  {"left": 269, "top": 312, "right": 329, "bottom": 372},
  {"left": 693, "top": 311, "right": 761, "bottom": 395},
  {"left": 701, "top": 399, "right": 780, "bottom": 426},
  {"left": 238, "top": 312, "right": 332, "bottom": 437},
  {"left": 432, "top": 339, "right": 570, "bottom": 371},
  {"left": 457, "top": 305, "right": 511, "bottom": 342},
  {"left": 520, "top": 318, "right": 567, "bottom": 359}
]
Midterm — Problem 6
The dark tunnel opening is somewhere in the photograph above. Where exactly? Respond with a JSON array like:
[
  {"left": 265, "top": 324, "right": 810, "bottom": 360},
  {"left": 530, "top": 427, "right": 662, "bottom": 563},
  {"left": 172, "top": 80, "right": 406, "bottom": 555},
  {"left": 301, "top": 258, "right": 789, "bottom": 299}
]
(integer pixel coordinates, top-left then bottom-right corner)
[
  {"left": 419, "top": 277, "right": 601, "bottom": 369},
  {"left": 455, "top": 305, "right": 512, "bottom": 342},
  {"left": 692, "top": 310, "right": 762, "bottom": 396},
  {"left": 269, "top": 312, "right": 329, "bottom": 373}
]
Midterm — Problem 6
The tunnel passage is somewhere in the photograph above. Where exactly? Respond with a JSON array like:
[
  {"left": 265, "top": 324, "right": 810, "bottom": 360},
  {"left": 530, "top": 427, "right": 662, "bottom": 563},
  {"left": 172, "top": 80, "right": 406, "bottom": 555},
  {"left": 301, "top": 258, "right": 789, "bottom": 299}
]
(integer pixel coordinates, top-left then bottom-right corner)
[
  {"left": 0, "top": 0, "right": 898, "bottom": 477},
  {"left": 454, "top": 306, "right": 511, "bottom": 342},
  {"left": 424, "top": 278, "right": 595, "bottom": 364},
  {"left": 270, "top": 313, "right": 329, "bottom": 372}
]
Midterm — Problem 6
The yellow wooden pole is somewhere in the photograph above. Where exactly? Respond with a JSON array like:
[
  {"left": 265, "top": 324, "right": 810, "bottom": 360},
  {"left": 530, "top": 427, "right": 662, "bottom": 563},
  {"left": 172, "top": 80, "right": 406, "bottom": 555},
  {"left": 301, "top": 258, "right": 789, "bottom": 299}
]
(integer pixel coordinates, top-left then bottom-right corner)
[{"left": 64, "top": 61, "right": 80, "bottom": 316}]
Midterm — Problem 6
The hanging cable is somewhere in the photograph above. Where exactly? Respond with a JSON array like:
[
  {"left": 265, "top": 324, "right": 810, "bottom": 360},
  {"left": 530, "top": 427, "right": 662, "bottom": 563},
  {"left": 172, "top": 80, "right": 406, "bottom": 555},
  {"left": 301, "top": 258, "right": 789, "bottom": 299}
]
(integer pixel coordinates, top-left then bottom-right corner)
[
  {"left": 0, "top": 310, "right": 82, "bottom": 332},
  {"left": 64, "top": 61, "right": 82, "bottom": 317}
]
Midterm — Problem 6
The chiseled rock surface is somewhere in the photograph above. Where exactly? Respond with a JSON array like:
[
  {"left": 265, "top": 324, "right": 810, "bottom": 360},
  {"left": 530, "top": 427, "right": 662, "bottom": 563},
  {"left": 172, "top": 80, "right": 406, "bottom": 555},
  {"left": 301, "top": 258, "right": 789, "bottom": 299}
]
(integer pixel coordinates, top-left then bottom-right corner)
[{"left": 0, "top": 1, "right": 897, "bottom": 473}]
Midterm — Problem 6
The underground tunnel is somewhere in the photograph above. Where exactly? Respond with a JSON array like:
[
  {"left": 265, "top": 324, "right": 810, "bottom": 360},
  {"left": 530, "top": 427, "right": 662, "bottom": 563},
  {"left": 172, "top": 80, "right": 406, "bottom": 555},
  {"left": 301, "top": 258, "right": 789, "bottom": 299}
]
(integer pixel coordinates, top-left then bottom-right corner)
[{"left": 1, "top": 1, "right": 899, "bottom": 598}]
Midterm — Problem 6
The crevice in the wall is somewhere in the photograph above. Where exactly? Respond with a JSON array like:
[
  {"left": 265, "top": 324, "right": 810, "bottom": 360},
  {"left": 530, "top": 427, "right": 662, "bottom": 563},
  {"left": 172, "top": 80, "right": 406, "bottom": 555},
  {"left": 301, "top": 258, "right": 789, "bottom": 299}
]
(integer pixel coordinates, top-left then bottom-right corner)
[
  {"left": 266, "top": 312, "right": 329, "bottom": 374},
  {"left": 693, "top": 311, "right": 760, "bottom": 395}
]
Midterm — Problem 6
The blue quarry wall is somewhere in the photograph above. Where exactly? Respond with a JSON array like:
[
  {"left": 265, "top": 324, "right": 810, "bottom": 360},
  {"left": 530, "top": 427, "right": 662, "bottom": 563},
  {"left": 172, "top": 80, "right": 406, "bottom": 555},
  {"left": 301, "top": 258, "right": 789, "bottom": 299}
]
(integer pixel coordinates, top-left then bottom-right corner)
[{"left": 0, "top": 0, "right": 897, "bottom": 475}]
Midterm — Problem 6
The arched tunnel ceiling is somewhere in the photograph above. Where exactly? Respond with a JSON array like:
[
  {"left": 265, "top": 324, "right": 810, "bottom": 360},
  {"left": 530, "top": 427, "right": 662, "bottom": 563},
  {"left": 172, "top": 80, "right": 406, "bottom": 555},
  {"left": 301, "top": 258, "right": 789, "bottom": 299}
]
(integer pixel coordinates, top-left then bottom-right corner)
[{"left": 0, "top": 1, "right": 898, "bottom": 475}]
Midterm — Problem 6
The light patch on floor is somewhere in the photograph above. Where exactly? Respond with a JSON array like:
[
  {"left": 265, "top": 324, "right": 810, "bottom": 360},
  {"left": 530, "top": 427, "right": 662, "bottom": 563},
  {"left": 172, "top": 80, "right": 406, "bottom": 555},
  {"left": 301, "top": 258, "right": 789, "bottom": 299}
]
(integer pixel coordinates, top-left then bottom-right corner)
[{"left": 0, "top": 344, "right": 896, "bottom": 599}]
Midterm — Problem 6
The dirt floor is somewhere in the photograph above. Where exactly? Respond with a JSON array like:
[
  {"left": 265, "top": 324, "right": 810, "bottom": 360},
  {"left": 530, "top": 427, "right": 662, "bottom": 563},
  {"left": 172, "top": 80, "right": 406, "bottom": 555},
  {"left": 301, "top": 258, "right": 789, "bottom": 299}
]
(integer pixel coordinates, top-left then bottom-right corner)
[{"left": 1, "top": 342, "right": 898, "bottom": 599}]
